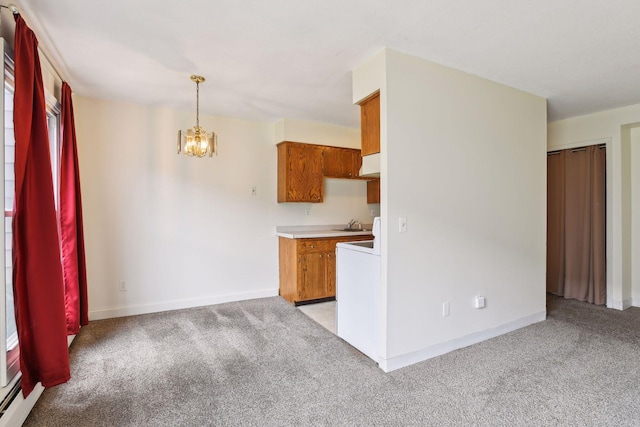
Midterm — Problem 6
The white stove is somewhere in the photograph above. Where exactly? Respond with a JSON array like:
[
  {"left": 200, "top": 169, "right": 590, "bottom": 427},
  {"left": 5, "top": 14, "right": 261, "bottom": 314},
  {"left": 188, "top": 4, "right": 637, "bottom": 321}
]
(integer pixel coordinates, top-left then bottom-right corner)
[{"left": 335, "top": 217, "right": 380, "bottom": 363}]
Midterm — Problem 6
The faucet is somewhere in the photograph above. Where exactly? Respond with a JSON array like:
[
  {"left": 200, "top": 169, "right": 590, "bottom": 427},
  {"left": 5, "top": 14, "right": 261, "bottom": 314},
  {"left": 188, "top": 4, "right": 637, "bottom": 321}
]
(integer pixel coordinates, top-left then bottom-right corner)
[{"left": 347, "top": 219, "right": 362, "bottom": 230}]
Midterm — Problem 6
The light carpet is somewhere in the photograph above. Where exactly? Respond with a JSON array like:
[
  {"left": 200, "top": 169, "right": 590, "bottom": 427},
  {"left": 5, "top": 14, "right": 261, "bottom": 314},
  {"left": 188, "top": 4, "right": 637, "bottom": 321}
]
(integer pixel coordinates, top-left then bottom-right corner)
[{"left": 24, "top": 295, "right": 640, "bottom": 426}]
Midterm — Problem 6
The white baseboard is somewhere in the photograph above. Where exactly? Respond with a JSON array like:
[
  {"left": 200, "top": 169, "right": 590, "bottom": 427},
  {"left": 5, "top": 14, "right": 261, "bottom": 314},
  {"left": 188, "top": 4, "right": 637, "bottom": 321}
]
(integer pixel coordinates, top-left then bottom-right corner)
[
  {"left": 378, "top": 310, "right": 547, "bottom": 373},
  {"left": 0, "top": 383, "right": 44, "bottom": 427},
  {"left": 89, "top": 288, "right": 279, "bottom": 321},
  {"left": 632, "top": 299, "right": 640, "bottom": 308},
  {"left": 610, "top": 298, "right": 633, "bottom": 311}
]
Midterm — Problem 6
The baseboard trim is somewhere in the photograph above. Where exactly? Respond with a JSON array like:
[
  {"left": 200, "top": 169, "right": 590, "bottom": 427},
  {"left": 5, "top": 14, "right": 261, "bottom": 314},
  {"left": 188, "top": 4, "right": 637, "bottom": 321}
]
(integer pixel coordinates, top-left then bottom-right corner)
[
  {"left": 378, "top": 310, "right": 547, "bottom": 373},
  {"left": 632, "top": 299, "right": 640, "bottom": 308},
  {"left": 88, "top": 289, "right": 279, "bottom": 320},
  {"left": 610, "top": 299, "right": 633, "bottom": 311},
  {"left": 0, "top": 383, "right": 44, "bottom": 427}
]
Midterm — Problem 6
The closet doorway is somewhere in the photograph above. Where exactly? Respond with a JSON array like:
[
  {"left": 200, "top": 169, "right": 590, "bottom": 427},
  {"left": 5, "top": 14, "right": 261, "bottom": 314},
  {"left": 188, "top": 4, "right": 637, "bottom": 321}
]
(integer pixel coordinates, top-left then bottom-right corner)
[{"left": 547, "top": 144, "right": 606, "bottom": 305}]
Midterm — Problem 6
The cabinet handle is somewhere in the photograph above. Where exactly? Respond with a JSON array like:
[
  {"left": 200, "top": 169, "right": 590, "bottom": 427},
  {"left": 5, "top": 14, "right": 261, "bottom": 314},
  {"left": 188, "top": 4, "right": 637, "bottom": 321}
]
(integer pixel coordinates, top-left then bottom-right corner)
[
  {"left": 310, "top": 245, "right": 315, "bottom": 248},
  {"left": 319, "top": 254, "right": 322, "bottom": 258}
]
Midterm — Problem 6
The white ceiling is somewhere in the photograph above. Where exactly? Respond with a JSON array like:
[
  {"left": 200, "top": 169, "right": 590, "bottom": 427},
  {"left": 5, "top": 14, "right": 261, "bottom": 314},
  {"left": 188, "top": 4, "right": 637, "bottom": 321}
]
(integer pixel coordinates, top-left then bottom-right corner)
[{"left": 13, "top": 0, "right": 640, "bottom": 128}]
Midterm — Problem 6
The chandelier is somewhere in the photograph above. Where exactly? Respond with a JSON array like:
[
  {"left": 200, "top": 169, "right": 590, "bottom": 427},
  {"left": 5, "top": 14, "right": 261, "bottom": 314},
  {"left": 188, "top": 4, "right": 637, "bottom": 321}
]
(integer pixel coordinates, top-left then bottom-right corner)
[{"left": 178, "top": 75, "right": 217, "bottom": 157}]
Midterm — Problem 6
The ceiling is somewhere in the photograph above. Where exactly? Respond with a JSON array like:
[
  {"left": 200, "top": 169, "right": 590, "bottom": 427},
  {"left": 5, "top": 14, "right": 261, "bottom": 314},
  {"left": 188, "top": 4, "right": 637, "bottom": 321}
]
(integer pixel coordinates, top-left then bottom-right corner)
[{"left": 13, "top": 0, "right": 640, "bottom": 128}]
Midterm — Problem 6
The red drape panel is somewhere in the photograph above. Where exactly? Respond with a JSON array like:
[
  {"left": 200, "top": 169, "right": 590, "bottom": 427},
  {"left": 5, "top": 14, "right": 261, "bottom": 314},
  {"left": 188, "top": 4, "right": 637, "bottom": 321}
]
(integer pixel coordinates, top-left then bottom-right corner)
[
  {"left": 60, "top": 82, "right": 89, "bottom": 334},
  {"left": 13, "top": 14, "right": 70, "bottom": 397}
]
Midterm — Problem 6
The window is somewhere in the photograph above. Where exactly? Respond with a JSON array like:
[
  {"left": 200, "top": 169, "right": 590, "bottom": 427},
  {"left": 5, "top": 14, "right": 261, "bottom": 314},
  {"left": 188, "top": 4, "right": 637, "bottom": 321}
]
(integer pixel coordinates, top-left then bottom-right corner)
[{"left": 1, "top": 48, "right": 18, "bottom": 390}]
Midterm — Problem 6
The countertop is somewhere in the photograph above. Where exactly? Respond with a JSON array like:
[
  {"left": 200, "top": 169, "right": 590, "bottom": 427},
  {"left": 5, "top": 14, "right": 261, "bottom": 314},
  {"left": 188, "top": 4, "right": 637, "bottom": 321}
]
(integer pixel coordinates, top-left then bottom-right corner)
[{"left": 276, "top": 224, "right": 374, "bottom": 239}]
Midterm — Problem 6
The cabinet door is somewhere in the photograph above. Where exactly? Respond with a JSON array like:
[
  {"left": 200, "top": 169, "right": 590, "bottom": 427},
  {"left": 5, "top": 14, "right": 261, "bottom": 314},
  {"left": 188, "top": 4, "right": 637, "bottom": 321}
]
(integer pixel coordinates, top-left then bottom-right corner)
[
  {"left": 322, "top": 147, "right": 362, "bottom": 178},
  {"left": 367, "top": 180, "right": 380, "bottom": 204},
  {"left": 325, "top": 250, "right": 336, "bottom": 297},
  {"left": 360, "top": 93, "right": 380, "bottom": 156},
  {"left": 299, "top": 252, "right": 327, "bottom": 301},
  {"left": 278, "top": 142, "right": 324, "bottom": 203}
]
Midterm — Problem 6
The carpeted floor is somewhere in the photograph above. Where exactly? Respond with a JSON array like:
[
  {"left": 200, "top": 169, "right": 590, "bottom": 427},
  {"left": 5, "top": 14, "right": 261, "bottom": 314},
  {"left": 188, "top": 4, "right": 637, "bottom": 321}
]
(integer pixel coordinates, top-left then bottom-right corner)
[{"left": 24, "top": 295, "right": 640, "bottom": 426}]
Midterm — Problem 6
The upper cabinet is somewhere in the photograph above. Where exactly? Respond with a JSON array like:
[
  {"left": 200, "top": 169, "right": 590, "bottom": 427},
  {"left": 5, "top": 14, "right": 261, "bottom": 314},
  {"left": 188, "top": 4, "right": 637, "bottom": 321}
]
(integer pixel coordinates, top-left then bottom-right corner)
[
  {"left": 359, "top": 92, "right": 380, "bottom": 156},
  {"left": 366, "top": 180, "right": 380, "bottom": 204},
  {"left": 322, "top": 146, "right": 362, "bottom": 179},
  {"left": 277, "top": 141, "right": 324, "bottom": 203},
  {"left": 277, "top": 141, "right": 372, "bottom": 203}
]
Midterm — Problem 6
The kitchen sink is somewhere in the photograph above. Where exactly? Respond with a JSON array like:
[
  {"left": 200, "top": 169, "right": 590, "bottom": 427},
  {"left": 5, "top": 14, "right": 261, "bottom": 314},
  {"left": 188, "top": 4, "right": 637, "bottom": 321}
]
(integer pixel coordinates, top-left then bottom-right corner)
[{"left": 334, "top": 228, "right": 371, "bottom": 232}]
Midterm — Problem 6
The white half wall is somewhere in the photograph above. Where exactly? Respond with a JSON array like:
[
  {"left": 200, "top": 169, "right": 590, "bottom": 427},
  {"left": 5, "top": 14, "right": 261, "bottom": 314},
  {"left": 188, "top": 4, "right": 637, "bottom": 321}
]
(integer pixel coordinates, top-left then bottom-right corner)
[
  {"left": 360, "top": 49, "right": 547, "bottom": 367},
  {"left": 548, "top": 104, "right": 640, "bottom": 309},
  {"left": 74, "top": 97, "right": 371, "bottom": 319}
]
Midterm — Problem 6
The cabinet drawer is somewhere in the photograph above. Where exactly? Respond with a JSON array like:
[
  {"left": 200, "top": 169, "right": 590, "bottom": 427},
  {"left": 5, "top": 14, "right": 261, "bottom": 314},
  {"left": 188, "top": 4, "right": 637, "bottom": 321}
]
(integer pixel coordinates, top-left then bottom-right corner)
[{"left": 298, "top": 240, "right": 329, "bottom": 253}]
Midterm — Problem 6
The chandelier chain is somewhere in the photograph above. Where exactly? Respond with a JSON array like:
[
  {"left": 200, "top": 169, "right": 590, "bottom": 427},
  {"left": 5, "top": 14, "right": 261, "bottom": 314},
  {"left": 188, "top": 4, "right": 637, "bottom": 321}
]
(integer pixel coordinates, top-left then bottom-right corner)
[{"left": 196, "top": 80, "right": 200, "bottom": 128}]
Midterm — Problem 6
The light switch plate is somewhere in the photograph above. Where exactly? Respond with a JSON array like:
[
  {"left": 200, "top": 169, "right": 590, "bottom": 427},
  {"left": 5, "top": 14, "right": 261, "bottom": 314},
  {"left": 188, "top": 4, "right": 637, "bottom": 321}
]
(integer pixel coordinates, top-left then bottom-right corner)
[{"left": 399, "top": 217, "right": 407, "bottom": 233}]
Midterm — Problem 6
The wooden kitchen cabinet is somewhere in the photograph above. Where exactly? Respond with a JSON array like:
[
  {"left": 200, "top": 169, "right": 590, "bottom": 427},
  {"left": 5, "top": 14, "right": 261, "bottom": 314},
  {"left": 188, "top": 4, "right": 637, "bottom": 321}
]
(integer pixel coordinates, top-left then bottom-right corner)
[
  {"left": 277, "top": 141, "right": 324, "bottom": 203},
  {"left": 360, "top": 92, "right": 380, "bottom": 156},
  {"left": 322, "top": 146, "right": 362, "bottom": 179},
  {"left": 278, "top": 141, "right": 369, "bottom": 203},
  {"left": 279, "top": 235, "right": 372, "bottom": 305},
  {"left": 367, "top": 179, "right": 380, "bottom": 204},
  {"left": 299, "top": 251, "right": 328, "bottom": 300}
]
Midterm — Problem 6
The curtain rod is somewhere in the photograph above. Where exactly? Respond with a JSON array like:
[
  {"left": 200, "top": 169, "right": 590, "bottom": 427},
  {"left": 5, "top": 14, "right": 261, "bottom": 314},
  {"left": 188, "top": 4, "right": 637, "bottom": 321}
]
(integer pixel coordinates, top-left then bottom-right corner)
[
  {"left": 0, "top": 4, "right": 18, "bottom": 15},
  {"left": 0, "top": 3, "right": 65, "bottom": 84},
  {"left": 39, "top": 48, "right": 64, "bottom": 84},
  {"left": 548, "top": 143, "right": 607, "bottom": 156}
]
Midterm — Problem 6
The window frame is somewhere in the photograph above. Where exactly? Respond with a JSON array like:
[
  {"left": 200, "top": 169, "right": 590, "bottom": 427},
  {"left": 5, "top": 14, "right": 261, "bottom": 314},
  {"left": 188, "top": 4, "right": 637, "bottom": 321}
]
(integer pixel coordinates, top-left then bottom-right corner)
[{"left": 0, "top": 41, "right": 18, "bottom": 390}]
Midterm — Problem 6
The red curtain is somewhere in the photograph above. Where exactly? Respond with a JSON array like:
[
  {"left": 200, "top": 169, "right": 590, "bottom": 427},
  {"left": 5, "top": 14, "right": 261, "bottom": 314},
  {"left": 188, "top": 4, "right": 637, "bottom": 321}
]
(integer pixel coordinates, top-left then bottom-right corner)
[
  {"left": 60, "top": 82, "right": 89, "bottom": 334},
  {"left": 13, "top": 14, "right": 70, "bottom": 397}
]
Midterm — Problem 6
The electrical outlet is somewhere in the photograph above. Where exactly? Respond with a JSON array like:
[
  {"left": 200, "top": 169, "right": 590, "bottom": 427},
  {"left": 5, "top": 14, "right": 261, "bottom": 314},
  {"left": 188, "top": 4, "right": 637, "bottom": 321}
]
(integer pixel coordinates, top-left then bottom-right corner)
[
  {"left": 119, "top": 281, "right": 127, "bottom": 292},
  {"left": 370, "top": 208, "right": 376, "bottom": 217},
  {"left": 305, "top": 208, "right": 311, "bottom": 216}
]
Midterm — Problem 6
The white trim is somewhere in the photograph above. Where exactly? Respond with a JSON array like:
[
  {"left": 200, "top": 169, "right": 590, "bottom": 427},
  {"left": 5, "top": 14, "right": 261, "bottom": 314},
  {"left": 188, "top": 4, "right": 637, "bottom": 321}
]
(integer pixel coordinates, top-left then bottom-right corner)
[
  {"left": 547, "top": 137, "right": 610, "bottom": 152},
  {"left": 88, "top": 289, "right": 279, "bottom": 321},
  {"left": 610, "top": 298, "right": 633, "bottom": 311},
  {"left": 0, "top": 383, "right": 44, "bottom": 427},
  {"left": 377, "top": 311, "right": 546, "bottom": 373}
]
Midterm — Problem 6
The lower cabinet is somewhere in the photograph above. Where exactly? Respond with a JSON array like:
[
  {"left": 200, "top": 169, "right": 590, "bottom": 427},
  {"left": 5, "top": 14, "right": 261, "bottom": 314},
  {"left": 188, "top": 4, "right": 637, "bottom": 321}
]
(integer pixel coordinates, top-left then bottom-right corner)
[{"left": 279, "top": 235, "right": 372, "bottom": 305}]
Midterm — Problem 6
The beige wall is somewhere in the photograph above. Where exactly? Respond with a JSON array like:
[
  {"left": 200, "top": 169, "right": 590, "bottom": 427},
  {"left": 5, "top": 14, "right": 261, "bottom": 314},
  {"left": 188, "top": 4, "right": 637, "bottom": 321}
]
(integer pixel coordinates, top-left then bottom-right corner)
[
  {"left": 354, "top": 49, "right": 547, "bottom": 371},
  {"left": 275, "top": 118, "right": 361, "bottom": 149},
  {"left": 74, "top": 96, "right": 373, "bottom": 319}
]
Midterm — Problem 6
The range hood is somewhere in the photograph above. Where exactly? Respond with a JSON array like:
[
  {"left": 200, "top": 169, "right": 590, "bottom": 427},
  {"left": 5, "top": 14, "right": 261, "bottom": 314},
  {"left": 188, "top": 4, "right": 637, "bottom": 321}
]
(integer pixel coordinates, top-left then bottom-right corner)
[{"left": 359, "top": 153, "right": 380, "bottom": 177}]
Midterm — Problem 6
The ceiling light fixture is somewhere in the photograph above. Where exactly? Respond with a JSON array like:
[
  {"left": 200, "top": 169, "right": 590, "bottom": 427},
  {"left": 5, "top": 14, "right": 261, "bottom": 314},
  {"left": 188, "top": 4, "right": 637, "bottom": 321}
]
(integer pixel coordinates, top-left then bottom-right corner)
[{"left": 178, "top": 75, "right": 217, "bottom": 157}]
